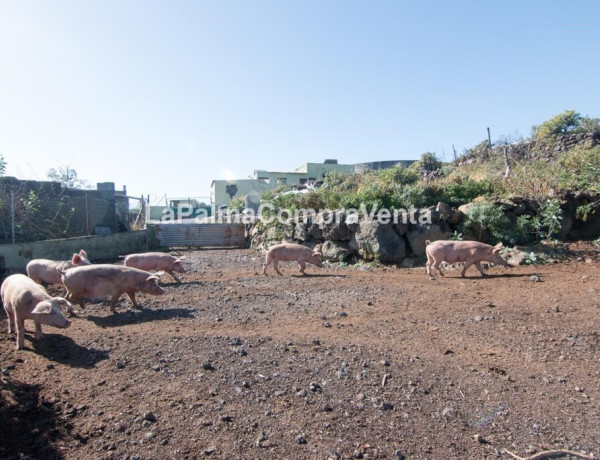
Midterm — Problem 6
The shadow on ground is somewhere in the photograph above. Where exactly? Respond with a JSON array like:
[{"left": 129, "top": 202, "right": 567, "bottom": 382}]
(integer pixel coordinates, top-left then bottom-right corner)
[
  {"left": 85, "top": 307, "right": 196, "bottom": 328},
  {"left": 31, "top": 333, "right": 110, "bottom": 368},
  {"left": 0, "top": 379, "right": 70, "bottom": 460}
]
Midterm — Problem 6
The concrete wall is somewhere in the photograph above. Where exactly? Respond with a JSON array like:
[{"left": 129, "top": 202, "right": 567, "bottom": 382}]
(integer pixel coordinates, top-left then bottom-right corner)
[
  {"left": 305, "top": 162, "right": 354, "bottom": 178},
  {"left": 354, "top": 160, "right": 416, "bottom": 173},
  {"left": 0, "top": 230, "right": 148, "bottom": 275},
  {"left": 212, "top": 162, "right": 356, "bottom": 215},
  {"left": 211, "top": 179, "right": 273, "bottom": 216}
]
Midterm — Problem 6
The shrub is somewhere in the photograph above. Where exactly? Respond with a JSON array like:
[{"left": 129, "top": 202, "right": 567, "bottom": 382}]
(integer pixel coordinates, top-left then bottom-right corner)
[
  {"left": 532, "top": 110, "right": 600, "bottom": 140},
  {"left": 557, "top": 145, "right": 600, "bottom": 193},
  {"left": 438, "top": 178, "right": 494, "bottom": 206},
  {"left": 227, "top": 196, "right": 245, "bottom": 211},
  {"left": 460, "top": 202, "right": 511, "bottom": 243},
  {"left": 418, "top": 152, "right": 442, "bottom": 173},
  {"left": 532, "top": 198, "right": 563, "bottom": 240}
]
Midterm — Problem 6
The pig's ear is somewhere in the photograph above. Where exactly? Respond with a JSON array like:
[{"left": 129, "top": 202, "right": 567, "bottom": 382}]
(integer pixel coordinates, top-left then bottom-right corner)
[
  {"left": 151, "top": 270, "right": 165, "bottom": 277},
  {"left": 493, "top": 242, "right": 504, "bottom": 254},
  {"left": 313, "top": 244, "right": 322, "bottom": 255},
  {"left": 146, "top": 275, "right": 160, "bottom": 283},
  {"left": 32, "top": 301, "right": 53, "bottom": 314},
  {"left": 72, "top": 254, "right": 82, "bottom": 264},
  {"left": 79, "top": 249, "right": 88, "bottom": 258},
  {"left": 178, "top": 256, "right": 186, "bottom": 260},
  {"left": 54, "top": 297, "right": 72, "bottom": 308}
]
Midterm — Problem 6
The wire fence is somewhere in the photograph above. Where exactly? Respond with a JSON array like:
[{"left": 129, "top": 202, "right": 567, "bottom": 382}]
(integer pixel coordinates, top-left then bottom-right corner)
[{"left": 0, "top": 179, "right": 146, "bottom": 244}]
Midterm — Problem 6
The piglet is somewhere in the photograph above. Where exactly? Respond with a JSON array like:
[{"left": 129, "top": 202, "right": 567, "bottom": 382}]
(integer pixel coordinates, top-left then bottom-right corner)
[
  {"left": 123, "top": 252, "right": 186, "bottom": 282},
  {"left": 263, "top": 242, "right": 324, "bottom": 276},
  {"left": 59, "top": 264, "right": 164, "bottom": 313},
  {"left": 1, "top": 274, "right": 71, "bottom": 350},
  {"left": 26, "top": 249, "right": 90, "bottom": 285},
  {"left": 425, "top": 240, "right": 510, "bottom": 279}
]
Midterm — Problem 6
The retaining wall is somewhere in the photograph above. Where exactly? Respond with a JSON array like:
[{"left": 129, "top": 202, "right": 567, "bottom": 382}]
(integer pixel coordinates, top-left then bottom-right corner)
[{"left": 0, "top": 230, "right": 148, "bottom": 275}]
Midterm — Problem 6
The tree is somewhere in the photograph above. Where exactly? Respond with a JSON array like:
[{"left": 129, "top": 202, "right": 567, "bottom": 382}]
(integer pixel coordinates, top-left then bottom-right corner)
[
  {"left": 0, "top": 154, "right": 6, "bottom": 176},
  {"left": 531, "top": 110, "right": 600, "bottom": 140},
  {"left": 419, "top": 152, "right": 442, "bottom": 174},
  {"left": 47, "top": 166, "right": 90, "bottom": 189}
]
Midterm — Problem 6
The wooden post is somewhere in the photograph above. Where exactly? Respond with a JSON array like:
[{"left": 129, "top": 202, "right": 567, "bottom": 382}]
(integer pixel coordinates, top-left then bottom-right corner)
[
  {"left": 487, "top": 127, "right": 492, "bottom": 148},
  {"left": 503, "top": 147, "right": 511, "bottom": 179},
  {"left": 10, "top": 190, "right": 15, "bottom": 243}
]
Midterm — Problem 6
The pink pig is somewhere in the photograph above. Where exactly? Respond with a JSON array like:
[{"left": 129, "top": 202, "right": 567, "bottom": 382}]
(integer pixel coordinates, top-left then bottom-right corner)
[
  {"left": 59, "top": 264, "right": 164, "bottom": 313},
  {"left": 123, "top": 252, "right": 186, "bottom": 282},
  {"left": 26, "top": 249, "right": 90, "bottom": 285},
  {"left": 425, "top": 240, "right": 510, "bottom": 279},
  {"left": 263, "top": 242, "right": 324, "bottom": 276},
  {"left": 1, "top": 274, "right": 71, "bottom": 350}
]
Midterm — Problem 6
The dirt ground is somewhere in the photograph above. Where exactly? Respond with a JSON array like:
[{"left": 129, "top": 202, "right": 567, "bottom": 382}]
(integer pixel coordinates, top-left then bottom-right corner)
[{"left": 1, "top": 243, "right": 599, "bottom": 460}]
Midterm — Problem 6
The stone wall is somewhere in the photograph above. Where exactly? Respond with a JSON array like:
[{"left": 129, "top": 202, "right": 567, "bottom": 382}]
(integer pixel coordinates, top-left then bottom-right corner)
[
  {"left": 459, "top": 132, "right": 600, "bottom": 165},
  {"left": 249, "top": 193, "right": 600, "bottom": 264}
]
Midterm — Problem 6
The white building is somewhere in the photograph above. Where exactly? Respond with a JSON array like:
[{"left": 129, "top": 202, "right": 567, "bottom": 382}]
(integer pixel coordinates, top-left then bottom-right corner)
[{"left": 210, "top": 159, "right": 354, "bottom": 216}]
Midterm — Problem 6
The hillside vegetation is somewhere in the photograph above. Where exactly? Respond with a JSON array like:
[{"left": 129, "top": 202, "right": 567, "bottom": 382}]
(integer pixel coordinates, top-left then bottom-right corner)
[{"left": 254, "top": 110, "right": 600, "bottom": 246}]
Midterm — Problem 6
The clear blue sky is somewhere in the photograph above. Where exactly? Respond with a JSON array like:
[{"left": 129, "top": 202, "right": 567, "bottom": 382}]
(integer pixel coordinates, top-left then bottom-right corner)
[{"left": 1, "top": 0, "right": 599, "bottom": 205}]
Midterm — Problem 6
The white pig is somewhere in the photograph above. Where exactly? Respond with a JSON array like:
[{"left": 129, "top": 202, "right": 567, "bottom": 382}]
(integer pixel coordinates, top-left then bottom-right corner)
[
  {"left": 26, "top": 250, "right": 90, "bottom": 285},
  {"left": 1, "top": 274, "right": 71, "bottom": 350},
  {"left": 59, "top": 264, "right": 164, "bottom": 313},
  {"left": 263, "top": 242, "right": 324, "bottom": 276},
  {"left": 425, "top": 240, "right": 510, "bottom": 279},
  {"left": 123, "top": 252, "right": 186, "bottom": 282}
]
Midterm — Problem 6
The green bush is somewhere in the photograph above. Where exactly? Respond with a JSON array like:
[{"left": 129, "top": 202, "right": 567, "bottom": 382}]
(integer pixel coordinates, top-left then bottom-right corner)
[
  {"left": 532, "top": 110, "right": 600, "bottom": 140},
  {"left": 227, "top": 196, "right": 245, "bottom": 211},
  {"left": 533, "top": 198, "right": 563, "bottom": 240},
  {"left": 460, "top": 202, "right": 511, "bottom": 243},
  {"left": 438, "top": 179, "right": 494, "bottom": 206},
  {"left": 557, "top": 145, "right": 600, "bottom": 193},
  {"left": 418, "top": 152, "right": 442, "bottom": 173}
]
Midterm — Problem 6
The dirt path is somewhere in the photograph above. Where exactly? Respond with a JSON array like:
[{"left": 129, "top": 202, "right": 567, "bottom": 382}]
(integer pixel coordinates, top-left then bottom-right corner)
[{"left": 1, "top": 247, "right": 599, "bottom": 459}]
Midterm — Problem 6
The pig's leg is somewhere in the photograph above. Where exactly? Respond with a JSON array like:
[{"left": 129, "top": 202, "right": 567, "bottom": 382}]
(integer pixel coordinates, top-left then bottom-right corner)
[
  {"left": 65, "top": 289, "right": 84, "bottom": 311},
  {"left": 263, "top": 256, "right": 272, "bottom": 275},
  {"left": 298, "top": 261, "right": 306, "bottom": 275},
  {"left": 474, "top": 261, "right": 487, "bottom": 277},
  {"left": 6, "top": 310, "right": 15, "bottom": 334},
  {"left": 16, "top": 317, "right": 26, "bottom": 350},
  {"left": 167, "top": 270, "right": 181, "bottom": 283},
  {"left": 109, "top": 294, "right": 121, "bottom": 313},
  {"left": 461, "top": 258, "right": 474, "bottom": 277},
  {"left": 34, "top": 321, "right": 43, "bottom": 341},
  {"left": 273, "top": 260, "right": 283, "bottom": 276},
  {"left": 430, "top": 257, "right": 444, "bottom": 277},
  {"left": 68, "top": 293, "right": 85, "bottom": 310},
  {"left": 127, "top": 292, "right": 142, "bottom": 310}
]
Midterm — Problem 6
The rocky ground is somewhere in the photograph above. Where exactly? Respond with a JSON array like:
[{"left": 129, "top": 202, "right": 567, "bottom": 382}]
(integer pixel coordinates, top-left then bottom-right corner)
[{"left": 1, "top": 243, "right": 599, "bottom": 460}]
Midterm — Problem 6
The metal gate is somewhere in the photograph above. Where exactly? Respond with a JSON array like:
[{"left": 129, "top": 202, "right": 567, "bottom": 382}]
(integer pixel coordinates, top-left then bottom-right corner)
[{"left": 153, "top": 223, "right": 246, "bottom": 248}]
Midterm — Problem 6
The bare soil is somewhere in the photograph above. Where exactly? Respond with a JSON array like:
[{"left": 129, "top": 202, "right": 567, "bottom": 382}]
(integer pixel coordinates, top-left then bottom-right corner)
[{"left": 1, "top": 244, "right": 599, "bottom": 460}]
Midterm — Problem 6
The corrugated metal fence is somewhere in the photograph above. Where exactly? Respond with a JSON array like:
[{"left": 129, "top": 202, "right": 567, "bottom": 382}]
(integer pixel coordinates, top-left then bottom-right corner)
[{"left": 153, "top": 223, "right": 246, "bottom": 248}]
